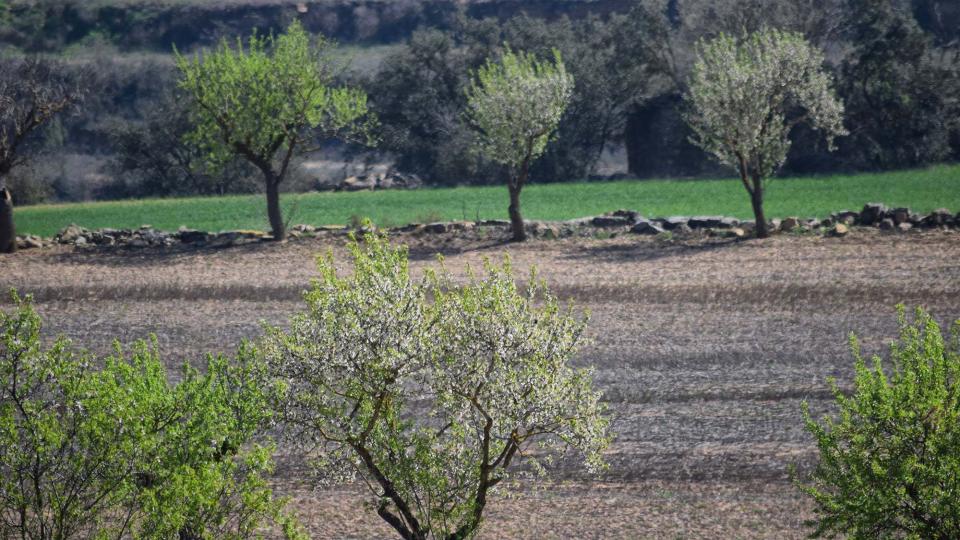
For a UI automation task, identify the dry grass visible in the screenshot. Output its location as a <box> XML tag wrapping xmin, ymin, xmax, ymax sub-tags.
<box><xmin>3</xmin><ymin>228</ymin><xmax>960</xmax><ymax>538</ymax></box>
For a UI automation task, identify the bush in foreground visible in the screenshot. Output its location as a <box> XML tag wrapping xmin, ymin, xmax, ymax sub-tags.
<box><xmin>0</xmin><ymin>292</ymin><xmax>303</xmax><ymax>539</ymax></box>
<box><xmin>799</xmin><ymin>307</ymin><xmax>960</xmax><ymax>539</ymax></box>
<box><xmin>262</xmin><ymin>232</ymin><xmax>610</xmax><ymax>539</ymax></box>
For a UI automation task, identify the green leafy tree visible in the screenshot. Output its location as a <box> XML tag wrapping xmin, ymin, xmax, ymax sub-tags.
<box><xmin>683</xmin><ymin>29</ymin><xmax>846</xmax><ymax>238</ymax></box>
<box><xmin>261</xmin><ymin>233</ymin><xmax>610</xmax><ymax>539</ymax></box>
<box><xmin>0</xmin><ymin>292</ymin><xmax>303</xmax><ymax>540</ymax></box>
<box><xmin>799</xmin><ymin>307</ymin><xmax>960</xmax><ymax>539</ymax></box>
<box><xmin>466</xmin><ymin>47</ymin><xmax>574</xmax><ymax>242</ymax></box>
<box><xmin>175</xmin><ymin>21</ymin><xmax>374</xmax><ymax>240</ymax></box>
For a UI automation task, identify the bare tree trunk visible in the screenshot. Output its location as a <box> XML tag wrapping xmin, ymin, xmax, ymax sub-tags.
<box><xmin>264</xmin><ymin>176</ymin><xmax>285</xmax><ymax>241</ymax></box>
<box><xmin>749</xmin><ymin>177</ymin><xmax>769</xmax><ymax>239</ymax></box>
<box><xmin>508</xmin><ymin>182</ymin><xmax>526</xmax><ymax>242</ymax></box>
<box><xmin>0</xmin><ymin>187</ymin><xmax>16</xmax><ymax>254</ymax></box>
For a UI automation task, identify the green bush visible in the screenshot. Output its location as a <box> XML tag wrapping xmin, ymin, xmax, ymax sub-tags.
<box><xmin>799</xmin><ymin>307</ymin><xmax>960</xmax><ymax>539</ymax></box>
<box><xmin>0</xmin><ymin>292</ymin><xmax>303</xmax><ymax>539</ymax></box>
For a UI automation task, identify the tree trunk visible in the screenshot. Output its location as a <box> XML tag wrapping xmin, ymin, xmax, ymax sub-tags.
<box><xmin>749</xmin><ymin>178</ymin><xmax>769</xmax><ymax>239</ymax></box>
<box><xmin>264</xmin><ymin>177</ymin><xmax>285</xmax><ymax>241</ymax></box>
<box><xmin>0</xmin><ymin>187</ymin><xmax>16</xmax><ymax>254</ymax></box>
<box><xmin>508</xmin><ymin>182</ymin><xmax>526</xmax><ymax>242</ymax></box>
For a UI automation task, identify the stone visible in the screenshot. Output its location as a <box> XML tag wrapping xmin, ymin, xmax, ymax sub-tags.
<box><xmin>890</xmin><ymin>207</ymin><xmax>911</xmax><ymax>225</ymax></box>
<box><xmin>781</xmin><ymin>217</ymin><xmax>800</xmax><ymax>232</ymax></box>
<box><xmin>831</xmin><ymin>210</ymin><xmax>859</xmax><ymax>225</ymax></box>
<box><xmin>537</xmin><ymin>224</ymin><xmax>561</xmax><ymax>239</ymax></box>
<box><xmin>292</xmin><ymin>224</ymin><xmax>316</xmax><ymax>233</ymax></box>
<box><xmin>688</xmin><ymin>216</ymin><xmax>735</xmax><ymax>229</ymax></box>
<box><xmin>178</xmin><ymin>229</ymin><xmax>208</xmax><ymax>243</ymax></box>
<box><xmin>73</xmin><ymin>236</ymin><xmax>87</xmax><ymax>246</ymax></box>
<box><xmin>424</xmin><ymin>222</ymin><xmax>449</xmax><ymax>234</ymax></box>
<box><xmin>23</xmin><ymin>235</ymin><xmax>43</xmax><ymax>249</ymax></box>
<box><xmin>879</xmin><ymin>218</ymin><xmax>895</xmax><ymax>231</ymax></box>
<box><xmin>630</xmin><ymin>219</ymin><xmax>665</xmax><ymax>235</ymax></box>
<box><xmin>57</xmin><ymin>224</ymin><xmax>86</xmax><ymax>244</ymax></box>
<box><xmin>897</xmin><ymin>222</ymin><xmax>913</xmax><ymax>233</ymax></box>
<box><xmin>591</xmin><ymin>214</ymin><xmax>634</xmax><ymax>227</ymax></box>
<box><xmin>726</xmin><ymin>227</ymin><xmax>746</xmax><ymax>238</ymax></box>
<box><xmin>769</xmin><ymin>218</ymin><xmax>782</xmax><ymax>232</ymax></box>
<box><xmin>860</xmin><ymin>203</ymin><xmax>888</xmax><ymax>226</ymax></box>
<box><xmin>661</xmin><ymin>217</ymin><xmax>690</xmax><ymax>231</ymax></box>
<box><xmin>830</xmin><ymin>223</ymin><xmax>849</xmax><ymax>237</ymax></box>
<box><xmin>922</xmin><ymin>208</ymin><xmax>953</xmax><ymax>227</ymax></box>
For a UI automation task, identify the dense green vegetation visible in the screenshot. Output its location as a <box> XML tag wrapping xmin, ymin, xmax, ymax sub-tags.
<box><xmin>800</xmin><ymin>307</ymin><xmax>960</xmax><ymax>539</ymax></box>
<box><xmin>14</xmin><ymin>165</ymin><xmax>960</xmax><ymax>237</ymax></box>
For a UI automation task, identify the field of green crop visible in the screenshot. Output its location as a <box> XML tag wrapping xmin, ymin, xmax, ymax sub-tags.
<box><xmin>14</xmin><ymin>165</ymin><xmax>960</xmax><ymax>237</ymax></box>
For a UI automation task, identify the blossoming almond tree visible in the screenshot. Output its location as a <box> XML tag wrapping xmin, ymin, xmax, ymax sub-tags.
<box><xmin>684</xmin><ymin>29</ymin><xmax>847</xmax><ymax>238</ymax></box>
<box><xmin>466</xmin><ymin>48</ymin><xmax>574</xmax><ymax>242</ymax></box>
<box><xmin>261</xmin><ymin>233</ymin><xmax>610</xmax><ymax>540</ymax></box>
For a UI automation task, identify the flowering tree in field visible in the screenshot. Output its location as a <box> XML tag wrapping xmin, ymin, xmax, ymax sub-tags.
<box><xmin>684</xmin><ymin>29</ymin><xmax>846</xmax><ymax>238</ymax></box>
<box><xmin>262</xmin><ymin>233</ymin><xmax>610</xmax><ymax>539</ymax></box>
<box><xmin>466</xmin><ymin>48</ymin><xmax>574</xmax><ymax>242</ymax></box>
<box><xmin>176</xmin><ymin>21</ymin><xmax>374</xmax><ymax>241</ymax></box>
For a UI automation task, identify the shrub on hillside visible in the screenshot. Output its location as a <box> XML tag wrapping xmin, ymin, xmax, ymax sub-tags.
<box><xmin>799</xmin><ymin>307</ymin><xmax>960</xmax><ymax>539</ymax></box>
<box><xmin>0</xmin><ymin>292</ymin><xmax>303</xmax><ymax>539</ymax></box>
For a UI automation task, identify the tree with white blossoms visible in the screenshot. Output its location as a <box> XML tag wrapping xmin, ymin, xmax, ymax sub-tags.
<box><xmin>261</xmin><ymin>232</ymin><xmax>610</xmax><ymax>540</ymax></box>
<box><xmin>466</xmin><ymin>47</ymin><xmax>574</xmax><ymax>242</ymax></box>
<box><xmin>684</xmin><ymin>29</ymin><xmax>847</xmax><ymax>238</ymax></box>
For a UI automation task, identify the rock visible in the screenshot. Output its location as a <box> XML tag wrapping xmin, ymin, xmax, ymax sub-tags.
<box><xmin>922</xmin><ymin>208</ymin><xmax>953</xmax><ymax>227</ymax></box>
<box><xmin>879</xmin><ymin>218</ymin><xmax>895</xmax><ymax>231</ymax></box>
<box><xmin>831</xmin><ymin>210</ymin><xmax>859</xmax><ymax>225</ymax></box>
<box><xmin>337</xmin><ymin>174</ymin><xmax>377</xmax><ymax>191</ymax></box>
<box><xmin>830</xmin><ymin>223</ymin><xmax>849</xmax><ymax>237</ymax></box>
<box><xmin>177</xmin><ymin>229</ymin><xmax>208</xmax><ymax>244</ymax></box>
<box><xmin>860</xmin><ymin>203</ymin><xmax>888</xmax><ymax>226</ymax></box>
<box><xmin>781</xmin><ymin>217</ymin><xmax>800</xmax><ymax>232</ymax></box>
<box><xmin>897</xmin><ymin>222</ymin><xmax>913</xmax><ymax>233</ymax></box>
<box><xmin>688</xmin><ymin>216</ymin><xmax>736</xmax><ymax>229</ymax></box>
<box><xmin>630</xmin><ymin>219</ymin><xmax>665</xmax><ymax>235</ymax></box>
<box><xmin>591</xmin><ymin>210</ymin><xmax>638</xmax><ymax>227</ymax></box>
<box><xmin>726</xmin><ymin>227</ymin><xmax>746</xmax><ymax>238</ymax></box>
<box><xmin>57</xmin><ymin>224</ymin><xmax>86</xmax><ymax>244</ymax></box>
<box><xmin>292</xmin><ymin>224</ymin><xmax>316</xmax><ymax>233</ymax></box>
<box><xmin>424</xmin><ymin>222</ymin><xmax>448</xmax><ymax>234</ymax></box>
<box><xmin>536</xmin><ymin>224</ymin><xmax>561</xmax><ymax>239</ymax></box>
<box><xmin>129</xmin><ymin>238</ymin><xmax>148</xmax><ymax>248</ymax></box>
<box><xmin>22</xmin><ymin>235</ymin><xmax>43</xmax><ymax>249</ymax></box>
<box><xmin>661</xmin><ymin>217</ymin><xmax>690</xmax><ymax>231</ymax></box>
<box><xmin>73</xmin><ymin>236</ymin><xmax>87</xmax><ymax>246</ymax></box>
<box><xmin>890</xmin><ymin>207</ymin><xmax>911</xmax><ymax>225</ymax></box>
<box><xmin>769</xmin><ymin>218</ymin><xmax>782</xmax><ymax>233</ymax></box>
<box><xmin>478</xmin><ymin>219</ymin><xmax>510</xmax><ymax>227</ymax></box>
<box><xmin>672</xmin><ymin>223</ymin><xmax>693</xmax><ymax>235</ymax></box>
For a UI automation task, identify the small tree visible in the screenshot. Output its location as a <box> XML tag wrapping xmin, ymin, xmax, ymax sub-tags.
<box><xmin>0</xmin><ymin>57</ymin><xmax>84</xmax><ymax>253</ymax></box>
<box><xmin>799</xmin><ymin>307</ymin><xmax>960</xmax><ymax>539</ymax></box>
<box><xmin>684</xmin><ymin>29</ymin><xmax>846</xmax><ymax>238</ymax></box>
<box><xmin>262</xmin><ymin>233</ymin><xmax>610</xmax><ymax>539</ymax></box>
<box><xmin>466</xmin><ymin>47</ymin><xmax>573</xmax><ymax>242</ymax></box>
<box><xmin>0</xmin><ymin>292</ymin><xmax>302</xmax><ymax>539</ymax></box>
<box><xmin>176</xmin><ymin>21</ymin><xmax>374</xmax><ymax>240</ymax></box>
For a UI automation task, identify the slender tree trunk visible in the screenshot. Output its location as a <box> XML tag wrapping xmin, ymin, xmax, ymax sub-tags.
<box><xmin>508</xmin><ymin>182</ymin><xmax>525</xmax><ymax>242</ymax></box>
<box><xmin>264</xmin><ymin>176</ymin><xmax>285</xmax><ymax>241</ymax></box>
<box><xmin>0</xmin><ymin>187</ymin><xmax>16</xmax><ymax>254</ymax></box>
<box><xmin>749</xmin><ymin>176</ymin><xmax>769</xmax><ymax>239</ymax></box>
<box><xmin>508</xmin><ymin>144</ymin><xmax>533</xmax><ymax>242</ymax></box>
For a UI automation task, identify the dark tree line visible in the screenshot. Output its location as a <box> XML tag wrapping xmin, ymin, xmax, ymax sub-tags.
<box><xmin>2</xmin><ymin>0</ymin><xmax>959</xmax><ymax>207</ymax></box>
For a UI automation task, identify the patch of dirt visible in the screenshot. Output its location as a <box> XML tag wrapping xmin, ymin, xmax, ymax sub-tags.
<box><xmin>3</xmin><ymin>228</ymin><xmax>960</xmax><ymax>538</ymax></box>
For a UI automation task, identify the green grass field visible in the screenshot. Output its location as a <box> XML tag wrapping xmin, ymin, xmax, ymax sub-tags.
<box><xmin>14</xmin><ymin>165</ymin><xmax>960</xmax><ymax>237</ymax></box>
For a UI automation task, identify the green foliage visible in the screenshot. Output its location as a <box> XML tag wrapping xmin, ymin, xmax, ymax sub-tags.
<box><xmin>466</xmin><ymin>47</ymin><xmax>573</xmax><ymax>173</ymax></box>
<box><xmin>799</xmin><ymin>307</ymin><xmax>960</xmax><ymax>539</ymax></box>
<box><xmin>261</xmin><ymin>233</ymin><xmax>610</xmax><ymax>539</ymax></box>
<box><xmin>0</xmin><ymin>292</ymin><xmax>302</xmax><ymax>539</ymax></box>
<box><xmin>685</xmin><ymin>29</ymin><xmax>847</xmax><ymax>185</ymax></box>
<box><xmin>175</xmin><ymin>20</ymin><xmax>375</xmax><ymax>238</ymax></box>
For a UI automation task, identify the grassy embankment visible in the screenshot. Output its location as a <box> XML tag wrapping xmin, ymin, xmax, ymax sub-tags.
<box><xmin>15</xmin><ymin>164</ymin><xmax>960</xmax><ymax>237</ymax></box>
